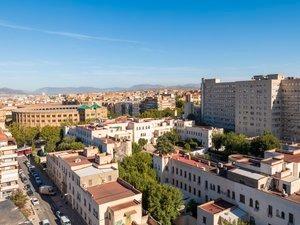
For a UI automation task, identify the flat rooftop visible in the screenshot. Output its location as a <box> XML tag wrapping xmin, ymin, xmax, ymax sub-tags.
<box><xmin>283</xmin><ymin>153</ymin><xmax>300</xmax><ymax>163</ymax></box>
<box><xmin>172</xmin><ymin>154</ymin><xmax>212</xmax><ymax>170</ymax></box>
<box><xmin>87</xmin><ymin>180</ymin><xmax>138</xmax><ymax>205</ymax></box>
<box><xmin>74</xmin><ymin>165</ymin><xmax>114</xmax><ymax>177</ymax></box>
<box><xmin>110</xmin><ymin>200</ymin><xmax>140</xmax><ymax>212</ymax></box>
<box><xmin>200</xmin><ymin>199</ymin><xmax>234</xmax><ymax>214</ymax></box>
<box><xmin>229</xmin><ymin>168</ymin><xmax>266</xmax><ymax>180</ymax></box>
<box><xmin>64</xmin><ymin>155</ymin><xmax>92</xmax><ymax>167</ymax></box>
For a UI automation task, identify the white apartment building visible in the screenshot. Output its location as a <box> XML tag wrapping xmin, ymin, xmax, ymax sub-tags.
<box><xmin>201</xmin><ymin>78</ymin><xmax>236</xmax><ymax>131</ymax></box>
<box><xmin>153</xmin><ymin>144</ymin><xmax>300</xmax><ymax>225</ymax></box>
<box><xmin>201</xmin><ymin>74</ymin><xmax>300</xmax><ymax>141</ymax></box>
<box><xmin>174</xmin><ymin>120</ymin><xmax>223</xmax><ymax>148</ymax></box>
<box><xmin>66</xmin><ymin>118</ymin><xmax>219</xmax><ymax>151</ymax></box>
<box><xmin>46</xmin><ymin>147</ymin><xmax>157</xmax><ymax>225</ymax></box>
<box><xmin>0</xmin><ymin>131</ymin><xmax>18</xmax><ymax>199</ymax></box>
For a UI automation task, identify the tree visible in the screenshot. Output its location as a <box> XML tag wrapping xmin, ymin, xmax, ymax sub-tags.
<box><xmin>56</xmin><ymin>137</ymin><xmax>85</xmax><ymax>151</ymax></box>
<box><xmin>250</xmin><ymin>132</ymin><xmax>280</xmax><ymax>157</ymax></box>
<box><xmin>186</xmin><ymin>199</ymin><xmax>198</xmax><ymax>217</ymax></box>
<box><xmin>132</xmin><ymin>142</ymin><xmax>142</xmax><ymax>154</ymax></box>
<box><xmin>223</xmin><ymin>132</ymin><xmax>250</xmax><ymax>155</ymax></box>
<box><xmin>138</xmin><ymin>138</ymin><xmax>148</xmax><ymax>148</ymax></box>
<box><xmin>11</xmin><ymin>189</ymin><xmax>27</xmax><ymax>209</ymax></box>
<box><xmin>40</xmin><ymin>125</ymin><xmax>61</xmax><ymax>143</ymax></box>
<box><xmin>9</xmin><ymin>123</ymin><xmax>39</xmax><ymax>147</ymax></box>
<box><xmin>44</xmin><ymin>140</ymin><xmax>56</xmax><ymax>152</ymax></box>
<box><xmin>156</xmin><ymin>136</ymin><xmax>175</xmax><ymax>155</ymax></box>
<box><xmin>183</xmin><ymin>143</ymin><xmax>191</xmax><ymax>151</ymax></box>
<box><xmin>222</xmin><ymin>219</ymin><xmax>250</xmax><ymax>225</ymax></box>
<box><xmin>212</xmin><ymin>133</ymin><xmax>226</xmax><ymax>150</ymax></box>
<box><xmin>164</xmin><ymin>130</ymin><xmax>180</xmax><ymax>145</ymax></box>
<box><xmin>119</xmin><ymin>152</ymin><xmax>183</xmax><ymax>225</ymax></box>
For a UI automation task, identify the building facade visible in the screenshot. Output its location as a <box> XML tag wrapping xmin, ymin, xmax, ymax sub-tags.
<box><xmin>12</xmin><ymin>104</ymin><xmax>108</xmax><ymax>127</ymax></box>
<box><xmin>0</xmin><ymin>131</ymin><xmax>18</xmax><ymax>199</ymax></box>
<box><xmin>174</xmin><ymin>120</ymin><xmax>223</xmax><ymax>148</ymax></box>
<box><xmin>153</xmin><ymin>145</ymin><xmax>300</xmax><ymax>225</ymax></box>
<box><xmin>201</xmin><ymin>78</ymin><xmax>235</xmax><ymax>131</ymax></box>
<box><xmin>46</xmin><ymin>147</ymin><xmax>156</xmax><ymax>225</ymax></box>
<box><xmin>201</xmin><ymin>75</ymin><xmax>300</xmax><ymax>141</ymax></box>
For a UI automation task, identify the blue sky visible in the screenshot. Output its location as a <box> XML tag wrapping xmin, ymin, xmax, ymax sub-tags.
<box><xmin>0</xmin><ymin>0</ymin><xmax>300</xmax><ymax>90</ymax></box>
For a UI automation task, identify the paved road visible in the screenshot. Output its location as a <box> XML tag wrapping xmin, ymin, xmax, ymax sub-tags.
<box><xmin>18</xmin><ymin>155</ymin><xmax>86</xmax><ymax>225</ymax></box>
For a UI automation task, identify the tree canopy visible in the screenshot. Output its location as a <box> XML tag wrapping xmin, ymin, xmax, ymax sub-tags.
<box><xmin>212</xmin><ymin>131</ymin><xmax>281</xmax><ymax>157</ymax></box>
<box><xmin>119</xmin><ymin>152</ymin><xmax>183</xmax><ymax>225</ymax></box>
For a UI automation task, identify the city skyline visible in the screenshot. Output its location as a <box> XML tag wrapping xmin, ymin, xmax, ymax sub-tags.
<box><xmin>1</xmin><ymin>0</ymin><xmax>300</xmax><ymax>90</ymax></box>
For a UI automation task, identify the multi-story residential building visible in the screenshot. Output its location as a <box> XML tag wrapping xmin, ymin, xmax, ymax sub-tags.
<box><xmin>280</xmin><ymin>78</ymin><xmax>300</xmax><ymax>142</ymax></box>
<box><xmin>12</xmin><ymin>103</ymin><xmax>108</xmax><ymax>127</ymax></box>
<box><xmin>201</xmin><ymin>78</ymin><xmax>236</xmax><ymax>131</ymax></box>
<box><xmin>157</xmin><ymin>93</ymin><xmax>176</xmax><ymax>110</ymax></box>
<box><xmin>0</xmin><ymin>131</ymin><xmax>18</xmax><ymax>199</ymax></box>
<box><xmin>201</xmin><ymin>74</ymin><xmax>300</xmax><ymax>141</ymax></box>
<box><xmin>235</xmin><ymin>74</ymin><xmax>284</xmax><ymax>137</ymax></box>
<box><xmin>114</xmin><ymin>101</ymin><xmax>140</xmax><ymax>117</ymax></box>
<box><xmin>174</xmin><ymin>120</ymin><xmax>223</xmax><ymax>148</ymax></box>
<box><xmin>66</xmin><ymin>118</ymin><xmax>219</xmax><ymax>150</ymax></box>
<box><xmin>139</xmin><ymin>97</ymin><xmax>158</xmax><ymax>113</ymax></box>
<box><xmin>46</xmin><ymin>147</ymin><xmax>157</xmax><ymax>225</ymax></box>
<box><xmin>153</xmin><ymin>144</ymin><xmax>300</xmax><ymax>225</ymax></box>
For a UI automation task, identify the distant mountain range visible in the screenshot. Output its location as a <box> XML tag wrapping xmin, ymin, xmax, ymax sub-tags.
<box><xmin>0</xmin><ymin>83</ymin><xmax>200</xmax><ymax>95</ymax></box>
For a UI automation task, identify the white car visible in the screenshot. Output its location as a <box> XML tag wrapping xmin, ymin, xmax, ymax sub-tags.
<box><xmin>41</xmin><ymin>219</ymin><xmax>50</xmax><ymax>225</ymax></box>
<box><xmin>31</xmin><ymin>197</ymin><xmax>39</xmax><ymax>205</ymax></box>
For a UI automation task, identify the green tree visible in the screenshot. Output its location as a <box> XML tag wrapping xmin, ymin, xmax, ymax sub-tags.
<box><xmin>184</xmin><ymin>143</ymin><xmax>191</xmax><ymax>151</ymax></box>
<box><xmin>40</xmin><ymin>125</ymin><xmax>61</xmax><ymax>143</ymax></box>
<box><xmin>44</xmin><ymin>140</ymin><xmax>57</xmax><ymax>152</ymax></box>
<box><xmin>186</xmin><ymin>199</ymin><xmax>198</xmax><ymax>217</ymax></box>
<box><xmin>212</xmin><ymin>133</ymin><xmax>226</xmax><ymax>150</ymax></box>
<box><xmin>250</xmin><ymin>132</ymin><xmax>281</xmax><ymax>157</ymax></box>
<box><xmin>132</xmin><ymin>142</ymin><xmax>142</xmax><ymax>154</ymax></box>
<box><xmin>138</xmin><ymin>138</ymin><xmax>148</xmax><ymax>148</ymax></box>
<box><xmin>119</xmin><ymin>152</ymin><xmax>183</xmax><ymax>225</ymax></box>
<box><xmin>223</xmin><ymin>132</ymin><xmax>250</xmax><ymax>155</ymax></box>
<box><xmin>156</xmin><ymin>136</ymin><xmax>175</xmax><ymax>155</ymax></box>
<box><xmin>9</xmin><ymin>123</ymin><xmax>39</xmax><ymax>147</ymax></box>
<box><xmin>11</xmin><ymin>189</ymin><xmax>27</xmax><ymax>209</ymax></box>
<box><xmin>222</xmin><ymin>219</ymin><xmax>250</xmax><ymax>225</ymax></box>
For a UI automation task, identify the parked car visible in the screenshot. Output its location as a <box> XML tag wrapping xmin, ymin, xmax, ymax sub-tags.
<box><xmin>60</xmin><ymin>216</ymin><xmax>71</xmax><ymax>225</ymax></box>
<box><xmin>31</xmin><ymin>197</ymin><xmax>39</xmax><ymax>205</ymax></box>
<box><xmin>41</xmin><ymin>219</ymin><xmax>50</xmax><ymax>225</ymax></box>
<box><xmin>55</xmin><ymin>211</ymin><xmax>62</xmax><ymax>219</ymax></box>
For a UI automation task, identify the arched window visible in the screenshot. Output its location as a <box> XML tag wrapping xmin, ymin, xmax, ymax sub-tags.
<box><xmin>281</xmin><ymin>211</ymin><xmax>285</xmax><ymax>219</ymax></box>
<box><xmin>249</xmin><ymin>198</ymin><xmax>253</xmax><ymax>207</ymax></box>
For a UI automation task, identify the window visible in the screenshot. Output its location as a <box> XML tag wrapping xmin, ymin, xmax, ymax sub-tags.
<box><xmin>193</xmin><ymin>174</ymin><xmax>196</xmax><ymax>182</ymax></box>
<box><xmin>198</xmin><ymin>190</ymin><xmax>201</xmax><ymax>197</ymax></box>
<box><xmin>217</xmin><ymin>185</ymin><xmax>220</xmax><ymax>193</ymax></box>
<box><xmin>198</xmin><ymin>176</ymin><xmax>201</xmax><ymax>184</ymax></box>
<box><xmin>232</xmin><ymin>191</ymin><xmax>235</xmax><ymax>200</ymax></box>
<box><xmin>240</xmin><ymin>194</ymin><xmax>245</xmax><ymax>204</ymax></box>
<box><xmin>227</xmin><ymin>189</ymin><xmax>230</xmax><ymax>197</ymax></box>
<box><xmin>255</xmin><ymin>200</ymin><xmax>259</xmax><ymax>210</ymax></box>
<box><xmin>202</xmin><ymin>216</ymin><xmax>206</xmax><ymax>224</ymax></box>
<box><xmin>288</xmin><ymin>213</ymin><xmax>294</xmax><ymax>224</ymax></box>
<box><xmin>249</xmin><ymin>198</ymin><xmax>253</xmax><ymax>207</ymax></box>
<box><xmin>205</xmin><ymin>181</ymin><xmax>208</xmax><ymax>189</ymax></box>
<box><xmin>281</xmin><ymin>212</ymin><xmax>285</xmax><ymax>219</ymax></box>
<box><xmin>268</xmin><ymin>205</ymin><xmax>273</xmax><ymax>217</ymax></box>
<box><xmin>180</xmin><ymin>169</ymin><xmax>182</xmax><ymax>176</ymax></box>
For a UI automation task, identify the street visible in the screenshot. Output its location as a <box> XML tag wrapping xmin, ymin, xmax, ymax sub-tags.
<box><xmin>18</xmin><ymin>155</ymin><xmax>87</xmax><ymax>225</ymax></box>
